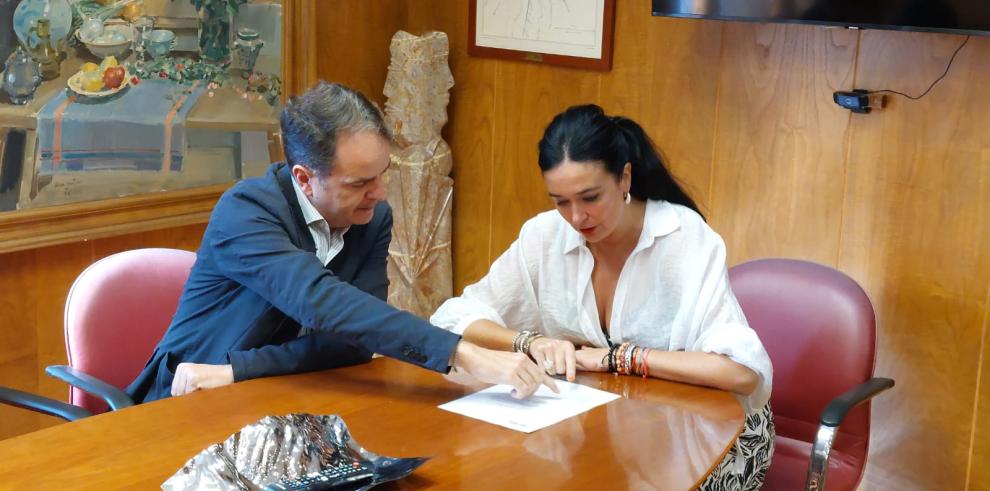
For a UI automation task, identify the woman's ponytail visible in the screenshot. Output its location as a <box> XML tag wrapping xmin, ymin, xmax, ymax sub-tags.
<box><xmin>539</xmin><ymin>105</ymin><xmax>703</xmax><ymax>220</ymax></box>
<box><xmin>612</xmin><ymin>117</ymin><xmax>703</xmax><ymax>219</ymax></box>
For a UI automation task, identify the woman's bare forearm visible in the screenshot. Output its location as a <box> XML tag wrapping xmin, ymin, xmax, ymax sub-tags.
<box><xmin>645</xmin><ymin>350</ymin><xmax>759</xmax><ymax>395</ymax></box>
<box><xmin>461</xmin><ymin>319</ymin><xmax>518</xmax><ymax>351</ymax></box>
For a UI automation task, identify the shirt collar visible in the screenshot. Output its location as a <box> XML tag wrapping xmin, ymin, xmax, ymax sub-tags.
<box><xmin>562</xmin><ymin>199</ymin><xmax>681</xmax><ymax>254</ymax></box>
<box><xmin>291</xmin><ymin>176</ymin><xmax>327</xmax><ymax>227</ymax></box>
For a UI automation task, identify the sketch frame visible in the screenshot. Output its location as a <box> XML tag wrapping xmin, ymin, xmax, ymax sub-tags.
<box><xmin>468</xmin><ymin>0</ymin><xmax>616</xmax><ymax>71</ymax></box>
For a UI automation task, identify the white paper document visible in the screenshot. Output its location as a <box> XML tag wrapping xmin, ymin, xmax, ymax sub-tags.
<box><xmin>438</xmin><ymin>381</ymin><xmax>620</xmax><ymax>433</ymax></box>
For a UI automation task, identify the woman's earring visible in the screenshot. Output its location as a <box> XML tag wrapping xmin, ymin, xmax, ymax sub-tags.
<box><xmin>624</xmin><ymin>192</ymin><xmax>631</xmax><ymax>204</ymax></box>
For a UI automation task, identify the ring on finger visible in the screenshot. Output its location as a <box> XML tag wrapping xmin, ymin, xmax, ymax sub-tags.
<box><xmin>543</xmin><ymin>358</ymin><xmax>555</xmax><ymax>375</ymax></box>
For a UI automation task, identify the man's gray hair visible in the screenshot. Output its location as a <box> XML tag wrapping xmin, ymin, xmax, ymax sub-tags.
<box><xmin>280</xmin><ymin>81</ymin><xmax>392</xmax><ymax>175</ymax></box>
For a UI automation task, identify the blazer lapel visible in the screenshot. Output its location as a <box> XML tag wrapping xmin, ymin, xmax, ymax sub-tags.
<box><xmin>329</xmin><ymin>222</ymin><xmax>377</xmax><ymax>281</ymax></box>
<box><xmin>327</xmin><ymin>227</ymin><xmax>358</xmax><ymax>279</ymax></box>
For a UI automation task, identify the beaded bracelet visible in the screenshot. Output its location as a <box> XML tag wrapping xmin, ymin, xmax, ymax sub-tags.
<box><xmin>611</xmin><ymin>344</ymin><xmax>623</xmax><ymax>374</ymax></box>
<box><xmin>624</xmin><ymin>343</ymin><xmax>635</xmax><ymax>375</ymax></box>
<box><xmin>639</xmin><ymin>347</ymin><xmax>652</xmax><ymax>378</ymax></box>
<box><xmin>614</xmin><ymin>342</ymin><xmax>629</xmax><ymax>375</ymax></box>
<box><xmin>601</xmin><ymin>343</ymin><xmax>621</xmax><ymax>372</ymax></box>
<box><xmin>599</xmin><ymin>343</ymin><xmax>654</xmax><ymax>377</ymax></box>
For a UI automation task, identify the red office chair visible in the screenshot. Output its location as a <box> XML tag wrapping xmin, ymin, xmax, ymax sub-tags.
<box><xmin>0</xmin><ymin>248</ymin><xmax>195</xmax><ymax>420</ymax></box>
<box><xmin>728</xmin><ymin>258</ymin><xmax>894</xmax><ymax>491</ymax></box>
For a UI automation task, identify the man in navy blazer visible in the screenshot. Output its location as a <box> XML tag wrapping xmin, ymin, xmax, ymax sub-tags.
<box><xmin>127</xmin><ymin>82</ymin><xmax>556</xmax><ymax>404</ymax></box>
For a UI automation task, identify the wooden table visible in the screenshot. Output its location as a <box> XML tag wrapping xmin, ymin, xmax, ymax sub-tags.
<box><xmin>0</xmin><ymin>358</ymin><xmax>745</xmax><ymax>490</ymax></box>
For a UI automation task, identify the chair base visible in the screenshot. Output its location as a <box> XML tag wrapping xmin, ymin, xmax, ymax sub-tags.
<box><xmin>763</xmin><ymin>436</ymin><xmax>863</xmax><ymax>491</ymax></box>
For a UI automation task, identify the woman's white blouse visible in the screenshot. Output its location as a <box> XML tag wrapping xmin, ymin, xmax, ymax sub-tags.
<box><xmin>431</xmin><ymin>200</ymin><xmax>772</xmax><ymax>412</ymax></box>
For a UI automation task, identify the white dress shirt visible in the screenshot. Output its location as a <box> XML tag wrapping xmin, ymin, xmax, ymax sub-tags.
<box><xmin>431</xmin><ymin>200</ymin><xmax>772</xmax><ymax>412</ymax></box>
<box><xmin>291</xmin><ymin>177</ymin><xmax>348</xmax><ymax>266</ymax></box>
<box><xmin>292</xmin><ymin>177</ymin><xmax>348</xmax><ymax>336</ymax></box>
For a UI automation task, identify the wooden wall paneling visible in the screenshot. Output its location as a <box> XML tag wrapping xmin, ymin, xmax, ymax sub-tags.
<box><xmin>29</xmin><ymin>242</ymin><xmax>96</xmax><ymax>432</ymax></box>
<box><xmin>837</xmin><ymin>31</ymin><xmax>990</xmax><ymax>491</ymax></box>
<box><xmin>406</xmin><ymin>0</ymin><xmax>498</xmax><ymax>292</ymax></box>
<box><xmin>0</xmin><ymin>349</ymin><xmax>41</xmax><ymax>438</ymax></box>
<box><xmin>0</xmin><ymin>184</ymin><xmax>225</xmax><ymax>255</ymax></box>
<box><xmin>315</xmin><ymin>1</ymin><xmax>408</xmax><ymax>107</ymax></box>
<box><xmin>0</xmin><ymin>241</ymin><xmax>94</xmax><ymax>438</ymax></box>
<box><xmin>282</xmin><ymin>0</ymin><xmax>318</xmax><ymax>96</ymax></box>
<box><xmin>488</xmin><ymin>62</ymin><xmax>600</xmax><ymax>257</ymax></box>
<box><xmin>90</xmin><ymin>224</ymin><xmax>207</xmax><ymax>259</ymax></box>
<box><xmin>974</xmin><ymin>288</ymin><xmax>990</xmax><ymax>490</ymax></box>
<box><xmin>0</xmin><ymin>248</ymin><xmax>44</xmax><ymax>438</ymax></box>
<box><xmin>598</xmin><ymin>3</ymin><xmax>722</xmax><ymax>213</ymax></box>
<box><xmin>709</xmin><ymin>23</ymin><xmax>857</xmax><ymax>266</ymax></box>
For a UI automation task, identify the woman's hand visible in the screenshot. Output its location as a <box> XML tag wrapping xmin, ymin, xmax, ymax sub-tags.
<box><xmin>528</xmin><ymin>337</ymin><xmax>578</xmax><ymax>381</ymax></box>
<box><xmin>575</xmin><ymin>347</ymin><xmax>611</xmax><ymax>372</ymax></box>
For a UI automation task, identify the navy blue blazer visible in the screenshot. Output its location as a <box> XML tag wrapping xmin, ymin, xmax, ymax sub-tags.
<box><xmin>126</xmin><ymin>163</ymin><xmax>461</xmax><ymax>403</ymax></box>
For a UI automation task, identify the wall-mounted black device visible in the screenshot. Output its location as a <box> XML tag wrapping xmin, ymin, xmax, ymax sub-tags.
<box><xmin>833</xmin><ymin>90</ymin><xmax>886</xmax><ymax>114</ymax></box>
<box><xmin>651</xmin><ymin>0</ymin><xmax>990</xmax><ymax>37</ymax></box>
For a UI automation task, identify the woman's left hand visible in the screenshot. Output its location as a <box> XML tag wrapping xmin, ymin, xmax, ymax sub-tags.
<box><xmin>528</xmin><ymin>336</ymin><xmax>578</xmax><ymax>381</ymax></box>
<box><xmin>575</xmin><ymin>347</ymin><xmax>610</xmax><ymax>372</ymax></box>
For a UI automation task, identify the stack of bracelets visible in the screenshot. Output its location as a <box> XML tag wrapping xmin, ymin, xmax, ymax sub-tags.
<box><xmin>601</xmin><ymin>342</ymin><xmax>653</xmax><ymax>378</ymax></box>
<box><xmin>511</xmin><ymin>330</ymin><xmax>544</xmax><ymax>356</ymax></box>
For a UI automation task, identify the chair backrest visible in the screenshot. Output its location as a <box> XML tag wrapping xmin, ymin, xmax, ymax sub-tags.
<box><xmin>728</xmin><ymin>258</ymin><xmax>877</xmax><ymax>466</ymax></box>
<box><xmin>63</xmin><ymin>248</ymin><xmax>196</xmax><ymax>414</ymax></box>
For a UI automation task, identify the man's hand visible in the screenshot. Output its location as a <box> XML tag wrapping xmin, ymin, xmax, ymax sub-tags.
<box><xmin>527</xmin><ymin>337</ymin><xmax>577</xmax><ymax>381</ymax></box>
<box><xmin>575</xmin><ymin>347</ymin><xmax>610</xmax><ymax>372</ymax></box>
<box><xmin>170</xmin><ymin>363</ymin><xmax>235</xmax><ymax>397</ymax></box>
<box><xmin>453</xmin><ymin>341</ymin><xmax>559</xmax><ymax>398</ymax></box>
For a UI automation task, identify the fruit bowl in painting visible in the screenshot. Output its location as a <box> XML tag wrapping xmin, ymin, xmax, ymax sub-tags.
<box><xmin>67</xmin><ymin>67</ymin><xmax>130</xmax><ymax>99</ymax></box>
<box><xmin>75</xmin><ymin>22</ymin><xmax>135</xmax><ymax>59</ymax></box>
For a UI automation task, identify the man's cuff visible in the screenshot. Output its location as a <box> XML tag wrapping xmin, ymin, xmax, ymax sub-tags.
<box><xmin>226</xmin><ymin>351</ymin><xmax>251</xmax><ymax>382</ymax></box>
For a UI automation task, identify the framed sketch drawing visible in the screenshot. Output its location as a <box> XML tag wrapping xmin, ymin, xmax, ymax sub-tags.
<box><xmin>469</xmin><ymin>0</ymin><xmax>616</xmax><ymax>71</ymax></box>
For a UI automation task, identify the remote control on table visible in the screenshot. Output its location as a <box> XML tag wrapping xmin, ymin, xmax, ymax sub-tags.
<box><xmin>263</xmin><ymin>460</ymin><xmax>374</xmax><ymax>491</ymax></box>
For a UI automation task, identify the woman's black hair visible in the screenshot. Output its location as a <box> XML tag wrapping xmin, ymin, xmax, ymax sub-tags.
<box><xmin>537</xmin><ymin>104</ymin><xmax>703</xmax><ymax>219</ymax></box>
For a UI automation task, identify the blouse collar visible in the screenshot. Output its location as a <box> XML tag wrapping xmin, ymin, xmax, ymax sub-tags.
<box><xmin>561</xmin><ymin>199</ymin><xmax>681</xmax><ymax>254</ymax></box>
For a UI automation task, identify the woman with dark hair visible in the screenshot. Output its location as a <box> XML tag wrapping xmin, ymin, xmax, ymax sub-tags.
<box><xmin>432</xmin><ymin>104</ymin><xmax>773</xmax><ymax>489</ymax></box>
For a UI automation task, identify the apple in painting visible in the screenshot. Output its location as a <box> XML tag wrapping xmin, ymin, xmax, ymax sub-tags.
<box><xmin>102</xmin><ymin>66</ymin><xmax>126</xmax><ymax>89</ymax></box>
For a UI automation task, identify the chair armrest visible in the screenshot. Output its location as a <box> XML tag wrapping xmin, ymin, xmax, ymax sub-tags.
<box><xmin>0</xmin><ymin>386</ymin><xmax>93</xmax><ymax>421</ymax></box>
<box><xmin>820</xmin><ymin>377</ymin><xmax>895</xmax><ymax>427</ymax></box>
<box><xmin>806</xmin><ymin>377</ymin><xmax>895</xmax><ymax>491</ymax></box>
<box><xmin>45</xmin><ymin>365</ymin><xmax>135</xmax><ymax>411</ymax></box>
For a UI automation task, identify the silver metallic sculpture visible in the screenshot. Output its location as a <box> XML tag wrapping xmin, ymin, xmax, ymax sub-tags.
<box><xmin>162</xmin><ymin>413</ymin><xmax>427</xmax><ymax>490</ymax></box>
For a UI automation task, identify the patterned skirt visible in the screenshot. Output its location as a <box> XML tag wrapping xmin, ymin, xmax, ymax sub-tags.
<box><xmin>698</xmin><ymin>403</ymin><xmax>775</xmax><ymax>491</ymax></box>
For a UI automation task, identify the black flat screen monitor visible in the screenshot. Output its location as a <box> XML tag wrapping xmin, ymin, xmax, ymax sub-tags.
<box><xmin>651</xmin><ymin>0</ymin><xmax>990</xmax><ymax>35</ymax></box>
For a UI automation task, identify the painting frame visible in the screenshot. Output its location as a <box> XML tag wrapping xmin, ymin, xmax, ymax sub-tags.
<box><xmin>468</xmin><ymin>0</ymin><xmax>616</xmax><ymax>71</ymax></box>
<box><xmin>0</xmin><ymin>0</ymin><xmax>301</xmax><ymax>254</ymax></box>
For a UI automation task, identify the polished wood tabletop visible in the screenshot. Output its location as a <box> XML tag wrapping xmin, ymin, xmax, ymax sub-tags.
<box><xmin>0</xmin><ymin>357</ymin><xmax>744</xmax><ymax>490</ymax></box>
